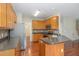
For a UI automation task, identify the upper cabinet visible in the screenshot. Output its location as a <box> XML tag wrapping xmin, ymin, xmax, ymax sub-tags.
<box><xmin>0</xmin><ymin>3</ymin><xmax>7</xmax><ymax>28</ymax></box>
<box><xmin>32</xmin><ymin>20</ymin><xmax>46</xmax><ymax>29</ymax></box>
<box><xmin>6</xmin><ymin>3</ymin><xmax>17</xmax><ymax>29</ymax></box>
<box><xmin>0</xmin><ymin>3</ymin><xmax>17</xmax><ymax>29</ymax></box>
<box><xmin>48</xmin><ymin>16</ymin><xmax>59</xmax><ymax>30</ymax></box>
<box><xmin>32</xmin><ymin>16</ymin><xmax>59</xmax><ymax>30</ymax></box>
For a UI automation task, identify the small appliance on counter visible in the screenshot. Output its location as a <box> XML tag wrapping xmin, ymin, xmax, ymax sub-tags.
<box><xmin>46</xmin><ymin>25</ymin><xmax>51</xmax><ymax>30</ymax></box>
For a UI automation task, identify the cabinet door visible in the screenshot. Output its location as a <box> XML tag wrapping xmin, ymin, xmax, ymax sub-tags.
<box><xmin>0</xmin><ymin>49</ymin><xmax>15</xmax><ymax>56</ymax></box>
<box><xmin>6</xmin><ymin>3</ymin><xmax>12</xmax><ymax>29</ymax></box>
<box><xmin>54</xmin><ymin>43</ymin><xmax>64</xmax><ymax>56</ymax></box>
<box><xmin>32</xmin><ymin>21</ymin><xmax>39</xmax><ymax>29</ymax></box>
<box><xmin>32</xmin><ymin>34</ymin><xmax>43</xmax><ymax>41</ymax></box>
<box><xmin>6</xmin><ymin>3</ymin><xmax>16</xmax><ymax>29</ymax></box>
<box><xmin>31</xmin><ymin>42</ymin><xmax>40</xmax><ymax>56</ymax></box>
<box><xmin>40</xmin><ymin>41</ymin><xmax>45</xmax><ymax>56</ymax></box>
<box><xmin>45</xmin><ymin>43</ymin><xmax>64</xmax><ymax>56</ymax></box>
<box><xmin>50</xmin><ymin>16</ymin><xmax>59</xmax><ymax>29</ymax></box>
<box><xmin>45</xmin><ymin>19</ymin><xmax>50</xmax><ymax>26</ymax></box>
<box><xmin>32</xmin><ymin>20</ymin><xmax>45</xmax><ymax>29</ymax></box>
<box><xmin>45</xmin><ymin>44</ymin><xmax>56</xmax><ymax>56</ymax></box>
<box><xmin>38</xmin><ymin>21</ymin><xmax>46</xmax><ymax>29</ymax></box>
<box><xmin>11</xmin><ymin>8</ymin><xmax>17</xmax><ymax>29</ymax></box>
<box><xmin>0</xmin><ymin>3</ymin><xmax>7</xmax><ymax>28</ymax></box>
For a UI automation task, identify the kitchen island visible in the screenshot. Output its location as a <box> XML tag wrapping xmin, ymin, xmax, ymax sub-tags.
<box><xmin>40</xmin><ymin>35</ymin><xmax>71</xmax><ymax>45</ymax></box>
<box><xmin>39</xmin><ymin>35</ymin><xmax>72</xmax><ymax>56</ymax></box>
<box><xmin>0</xmin><ymin>37</ymin><xmax>21</xmax><ymax>56</ymax></box>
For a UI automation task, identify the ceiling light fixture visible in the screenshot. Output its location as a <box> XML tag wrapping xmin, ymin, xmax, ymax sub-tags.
<box><xmin>34</xmin><ymin>10</ymin><xmax>40</xmax><ymax>17</ymax></box>
<box><xmin>52</xmin><ymin>8</ymin><xmax>55</xmax><ymax>10</ymax></box>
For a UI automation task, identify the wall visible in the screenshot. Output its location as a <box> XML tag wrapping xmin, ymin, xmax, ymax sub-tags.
<box><xmin>59</xmin><ymin>16</ymin><xmax>79</xmax><ymax>40</ymax></box>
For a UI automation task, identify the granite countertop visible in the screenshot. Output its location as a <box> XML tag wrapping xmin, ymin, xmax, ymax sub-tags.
<box><xmin>40</xmin><ymin>35</ymin><xmax>72</xmax><ymax>45</ymax></box>
<box><xmin>0</xmin><ymin>37</ymin><xmax>20</xmax><ymax>51</ymax></box>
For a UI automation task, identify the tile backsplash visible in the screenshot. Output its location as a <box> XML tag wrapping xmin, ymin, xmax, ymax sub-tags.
<box><xmin>0</xmin><ymin>29</ymin><xmax>8</xmax><ymax>39</ymax></box>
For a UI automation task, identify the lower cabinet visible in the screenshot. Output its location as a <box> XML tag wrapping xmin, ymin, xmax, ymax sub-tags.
<box><xmin>30</xmin><ymin>41</ymin><xmax>40</xmax><ymax>56</ymax></box>
<box><xmin>32</xmin><ymin>34</ymin><xmax>43</xmax><ymax>41</ymax></box>
<box><xmin>0</xmin><ymin>49</ymin><xmax>21</xmax><ymax>56</ymax></box>
<box><xmin>0</xmin><ymin>49</ymin><xmax>15</xmax><ymax>56</ymax></box>
<box><xmin>40</xmin><ymin>42</ymin><xmax>64</xmax><ymax>56</ymax></box>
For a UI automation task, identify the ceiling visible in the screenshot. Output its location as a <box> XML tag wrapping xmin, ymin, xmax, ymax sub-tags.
<box><xmin>12</xmin><ymin>3</ymin><xmax>79</xmax><ymax>19</ymax></box>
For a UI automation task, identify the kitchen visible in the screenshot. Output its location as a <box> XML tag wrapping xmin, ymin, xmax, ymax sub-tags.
<box><xmin>0</xmin><ymin>3</ymin><xmax>79</xmax><ymax>56</ymax></box>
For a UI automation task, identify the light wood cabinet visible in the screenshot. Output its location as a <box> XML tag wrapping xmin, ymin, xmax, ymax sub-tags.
<box><xmin>0</xmin><ymin>49</ymin><xmax>15</xmax><ymax>56</ymax></box>
<box><xmin>0</xmin><ymin>3</ymin><xmax>7</xmax><ymax>28</ymax></box>
<box><xmin>40</xmin><ymin>42</ymin><xmax>45</xmax><ymax>56</ymax></box>
<box><xmin>32</xmin><ymin>16</ymin><xmax>59</xmax><ymax>30</ymax></box>
<box><xmin>32</xmin><ymin>34</ymin><xmax>43</xmax><ymax>41</ymax></box>
<box><xmin>54</xmin><ymin>43</ymin><xmax>64</xmax><ymax>56</ymax></box>
<box><xmin>40</xmin><ymin>42</ymin><xmax>64</xmax><ymax>56</ymax></box>
<box><xmin>6</xmin><ymin>4</ymin><xmax>12</xmax><ymax>29</ymax></box>
<box><xmin>7</xmin><ymin>3</ymin><xmax>16</xmax><ymax>29</ymax></box>
<box><xmin>32</xmin><ymin>20</ymin><xmax>46</xmax><ymax>29</ymax></box>
<box><xmin>0</xmin><ymin>48</ymin><xmax>20</xmax><ymax>56</ymax></box>
<box><xmin>6</xmin><ymin>3</ymin><xmax>16</xmax><ymax>29</ymax></box>
<box><xmin>45</xmin><ymin>19</ymin><xmax>50</xmax><ymax>26</ymax></box>
<box><xmin>48</xmin><ymin>16</ymin><xmax>59</xmax><ymax>29</ymax></box>
<box><xmin>31</xmin><ymin>42</ymin><xmax>40</xmax><ymax>56</ymax></box>
<box><xmin>0</xmin><ymin>3</ymin><xmax>16</xmax><ymax>29</ymax></box>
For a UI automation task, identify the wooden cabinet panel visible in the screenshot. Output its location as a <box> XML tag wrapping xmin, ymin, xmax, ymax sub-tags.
<box><xmin>48</xmin><ymin>16</ymin><xmax>59</xmax><ymax>29</ymax></box>
<box><xmin>45</xmin><ymin>44</ymin><xmax>55</xmax><ymax>56</ymax></box>
<box><xmin>50</xmin><ymin>16</ymin><xmax>59</xmax><ymax>29</ymax></box>
<box><xmin>32</xmin><ymin>16</ymin><xmax>59</xmax><ymax>30</ymax></box>
<box><xmin>54</xmin><ymin>43</ymin><xmax>64</xmax><ymax>56</ymax></box>
<box><xmin>26</xmin><ymin>42</ymin><xmax>40</xmax><ymax>56</ymax></box>
<box><xmin>31</xmin><ymin>42</ymin><xmax>40</xmax><ymax>53</ymax></box>
<box><xmin>32</xmin><ymin>34</ymin><xmax>43</xmax><ymax>41</ymax></box>
<box><xmin>6</xmin><ymin>3</ymin><xmax>12</xmax><ymax>29</ymax></box>
<box><xmin>40</xmin><ymin>42</ymin><xmax>64</xmax><ymax>56</ymax></box>
<box><xmin>32</xmin><ymin>20</ymin><xmax>46</xmax><ymax>29</ymax></box>
<box><xmin>0</xmin><ymin>49</ymin><xmax>15</xmax><ymax>56</ymax></box>
<box><xmin>45</xmin><ymin>19</ymin><xmax>50</xmax><ymax>26</ymax></box>
<box><xmin>40</xmin><ymin>42</ymin><xmax>45</xmax><ymax>56</ymax></box>
<box><xmin>0</xmin><ymin>3</ymin><xmax>7</xmax><ymax>28</ymax></box>
<box><xmin>6</xmin><ymin>3</ymin><xmax>16</xmax><ymax>29</ymax></box>
<box><xmin>0</xmin><ymin>3</ymin><xmax>16</xmax><ymax>29</ymax></box>
<box><xmin>11</xmin><ymin>5</ymin><xmax>17</xmax><ymax>29</ymax></box>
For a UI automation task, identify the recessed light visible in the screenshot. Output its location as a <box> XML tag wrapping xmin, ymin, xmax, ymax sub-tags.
<box><xmin>34</xmin><ymin>10</ymin><xmax>40</xmax><ymax>17</ymax></box>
